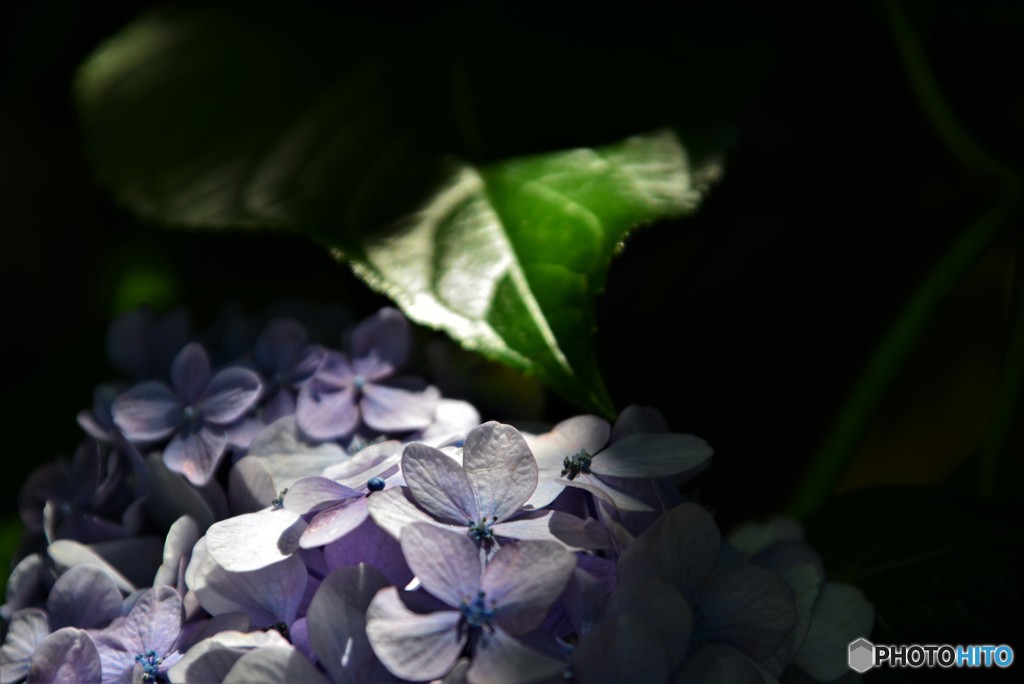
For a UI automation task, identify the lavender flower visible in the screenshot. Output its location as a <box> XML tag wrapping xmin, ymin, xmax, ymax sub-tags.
<box><xmin>368</xmin><ymin>422</ymin><xmax>609</xmax><ymax>550</ymax></box>
<box><xmin>112</xmin><ymin>343</ymin><xmax>262</xmax><ymax>485</ymax></box>
<box><xmin>366</xmin><ymin>524</ymin><xmax>575</xmax><ymax>682</ymax></box>
<box><xmin>251</xmin><ymin>318</ymin><xmax>325</xmax><ymax>424</ymax></box>
<box><xmin>89</xmin><ymin>586</ymin><xmax>185</xmax><ymax>682</ymax></box>
<box><xmin>524</xmin><ymin>414</ymin><xmax>712</xmax><ymax>513</ymax></box>
<box><xmin>296</xmin><ymin>308</ymin><xmax>440</xmax><ymax>441</ymax></box>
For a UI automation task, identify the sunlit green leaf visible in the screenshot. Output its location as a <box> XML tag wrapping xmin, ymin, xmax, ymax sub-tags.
<box><xmin>75</xmin><ymin>8</ymin><xmax>724</xmax><ymax>414</ymax></box>
<box><xmin>345</xmin><ymin>131</ymin><xmax>718</xmax><ymax>415</ymax></box>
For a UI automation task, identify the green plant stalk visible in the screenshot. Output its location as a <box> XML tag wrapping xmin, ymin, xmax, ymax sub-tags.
<box><xmin>790</xmin><ymin>1</ymin><xmax>1023</xmax><ymax>517</ymax></box>
<box><xmin>979</xmin><ymin>247</ymin><xmax>1024</xmax><ymax>496</ymax></box>
<box><xmin>884</xmin><ymin>0</ymin><xmax>1021</xmax><ymax>192</ymax></box>
<box><xmin>789</xmin><ymin>203</ymin><xmax>1014</xmax><ymax>517</ymax></box>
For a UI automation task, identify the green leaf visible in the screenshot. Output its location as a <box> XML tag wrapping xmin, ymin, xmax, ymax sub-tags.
<box><xmin>74</xmin><ymin>8</ymin><xmax>722</xmax><ymax>414</ymax></box>
<box><xmin>805</xmin><ymin>486</ymin><xmax>1023</xmax><ymax>643</ymax></box>
<box><xmin>345</xmin><ymin>131</ymin><xmax>718</xmax><ymax>415</ymax></box>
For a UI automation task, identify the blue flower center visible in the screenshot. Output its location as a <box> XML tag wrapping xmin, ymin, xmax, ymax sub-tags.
<box><xmin>560</xmin><ymin>449</ymin><xmax>592</xmax><ymax>480</ymax></box>
<box><xmin>134</xmin><ymin>650</ymin><xmax>162</xmax><ymax>681</ymax></box>
<box><xmin>272</xmin><ymin>488</ymin><xmax>288</xmax><ymax>509</ymax></box>
<box><xmin>182</xmin><ymin>405</ymin><xmax>199</xmax><ymax>426</ymax></box>
<box><xmin>467</xmin><ymin>516</ymin><xmax>497</xmax><ymax>542</ymax></box>
<box><xmin>459</xmin><ymin>591</ymin><xmax>497</xmax><ymax>628</ymax></box>
<box><xmin>353</xmin><ymin>375</ymin><xmax>366</xmax><ymax>391</ymax></box>
<box><xmin>367</xmin><ymin>477</ymin><xmax>386</xmax><ymax>493</ymax></box>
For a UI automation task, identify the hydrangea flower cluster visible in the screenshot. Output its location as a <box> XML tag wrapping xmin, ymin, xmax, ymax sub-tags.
<box><xmin>1</xmin><ymin>305</ymin><xmax>873</xmax><ymax>683</ymax></box>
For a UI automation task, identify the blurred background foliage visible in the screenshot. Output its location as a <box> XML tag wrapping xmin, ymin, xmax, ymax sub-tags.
<box><xmin>2</xmin><ymin>0</ymin><xmax>1023</xmax><ymax>667</ymax></box>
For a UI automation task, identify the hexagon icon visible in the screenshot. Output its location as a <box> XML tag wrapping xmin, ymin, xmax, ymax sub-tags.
<box><xmin>848</xmin><ymin>638</ymin><xmax>875</xmax><ymax>673</ymax></box>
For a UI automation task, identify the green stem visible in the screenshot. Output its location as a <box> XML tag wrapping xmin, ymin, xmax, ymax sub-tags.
<box><xmin>789</xmin><ymin>1</ymin><xmax>1023</xmax><ymax>517</ymax></box>
<box><xmin>789</xmin><ymin>203</ymin><xmax>1015</xmax><ymax>517</ymax></box>
<box><xmin>884</xmin><ymin>0</ymin><xmax>1021</xmax><ymax>192</ymax></box>
<box><xmin>979</xmin><ymin>246</ymin><xmax>1024</xmax><ymax>496</ymax></box>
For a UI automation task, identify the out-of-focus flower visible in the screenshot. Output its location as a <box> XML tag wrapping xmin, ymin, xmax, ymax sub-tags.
<box><xmin>366</xmin><ymin>524</ymin><xmax>575</xmax><ymax>682</ymax></box>
<box><xmin>250</xmin><ymin>318</ymin><xmax>326</xmax><ymax>424</ymax></box>
<box><xmin>296</xmin><ymin>308</ymin><xmax>440</xmax><ymax>441</ymax></box>
<box><xmin>112</xmin><ymin>343</ymin><xmax>262</xmax><ymax>485</ymax></box>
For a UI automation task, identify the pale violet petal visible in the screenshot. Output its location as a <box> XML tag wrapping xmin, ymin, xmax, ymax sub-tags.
<box><xmin>523</xmin><ymin>415</ymin><xmax>610</xmax><ymax>474</ymax></box>
<box><xmin>366</xmin><ymin>487</ymin><xmax>454</xmax><ymax>541</ymax></box>
<box><xmin>402</xmin><ymin>444</ymin><xmax>479</xmax><ymax>525</ymax></box>
<box><xmin>482</xmin><ymin>541</ymin><xmax>575</xmax><ymax>635</ymax></box>
<box><xmin>205</xmin><ymin>508</ymin><xmax>306</xmax><ymax>572</ymax></box>
<box><xmin>189</xmin><ymin>552</ymin><xmax>308</xmax><ymax>628</ymax></box>
<box><xmin>248</xmin><ymin>417</ymin><xmax>347</xmax><ymax>491</ymax></box>
<box><xmin>228</xmin><ymin>457</ymin><xmax>277</xmax><ymax>514</ymax></box>
<box><xmin>167</xmin><ymin>629</ymin><xmax>290</xmax><ymax>684</ymax></box>
<box><xmin>560</xmin><ymin>476</ymin><xmax>654</xmax><ymax>512</ymax></box>
<box><xmin>27</xmin><ymin>627</ymin><xmax>102</xmax><ymax>684</ymax></box>
<box><xmin>223</xmin><ymin>646</ymin><xmax>330</xmax><ymax>684</ymax></box>
<box><xmin>492</xmin><ymin>511</ymin><xmax>612</xmax><ymax>551</ymax></box>
<box><xmin>154</xmin><ymin>515</ymin><xmax>200</xmax><ymax>589</ymax></box>
<box><xmin>468</xmin><ymin>627</ymin><xmax>566</xmax><ymax>684</ymax></box>
<box><xmin>365</xmin><ymin>588</ymin><xmax>465</xmax><ymax>682</ymax></box>
<box><xmin>462</xmin><ymin>422</ymin><xmax>538</xmax><ymax>522</ymax></box>
<box><xmin>401</xmin><ymin>524</ymin><xmax>481</xmax><ymax>608</ymax></box>
<box><xmin>794</xmin><ymin>582</ymin><xmax>875</xmax><ymax>682</ymax></box>
<box><xmin>47</xmin><ymin>565</ymin><xmax>122</xmax><ymax>630</ymax></box>
<box><xmin>591</xmin><ymin>433</ymin><xmax>712</xmax><ymax>478</ymax></box>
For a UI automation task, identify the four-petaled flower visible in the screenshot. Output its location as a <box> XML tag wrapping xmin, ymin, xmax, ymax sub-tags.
<box><xmin>296</xmin><ymin>308</ymin><xmax>440</xmax><ymax>441</ymax></box>
<box><xmin>112</xmin><ymin>343</ymin><xmax>262</xmax><ymax>485</ymax></box>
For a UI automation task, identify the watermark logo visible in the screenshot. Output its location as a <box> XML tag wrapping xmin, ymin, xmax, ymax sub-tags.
<box><xmin>848</xmin><ymin>639</ymin><xmax>1014</xmax><ymax>672</ymax></box>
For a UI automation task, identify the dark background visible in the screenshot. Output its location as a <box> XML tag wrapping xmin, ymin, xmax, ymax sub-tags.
<box><xmin>2</xmin><ymin>0</ymin><xmax>1022</xmax><ymax>673</ymax></box>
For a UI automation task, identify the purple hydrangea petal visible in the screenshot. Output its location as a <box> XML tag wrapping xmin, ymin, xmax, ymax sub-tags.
<box><xmin>297</xmin><ymin>382</ymin><xmax>360</xmax><ymax>441</ymax></box>
<box><xmin>462</xmin><ymin>422</ymin><xmax>538</xmax><ymax>522</ymax></box>
<box><xmin>47</xmin><ymin>540</ymin><xmax>136</xmax><ymax>593</ymax></box>
<box><xmin>254</xmin><ymin>318</ymin><xmax>307</xmax><ymax>374</ymax></box>
<box><xmin>110</xmin><ymin>586</ymin><xmax>184</xmax><ymax>658</ymax></box>
<box><xmin>322</xmin><ymin>440</ymin><xmax>402</xmax><ymax>489</ymax></box>
<box><xmin>414</xmin><ymin>399</ymin><xmax>481</xmax><ymax>447</ymax></box>
<box><xmin>351</xmin><ymin>307</ymin><xmax>411</xmax><ymax>381</ymax></box>
<box><xmin>311</xmin><ymin>350</ymin><xmax>354</xmax><ymax>389</ymax></box>
<box><xmin>492</xmin><ymin>510</ymin><xmax>612</xmax><ymax>551</ymax></box>
<box><xmin>28</xmin><ymin>627</ymin><xmax>102</xmax><ymax>684</ymax></box>
<box><xmin>228</xmin><ymin>457</ymin><xmax>276</xmax><ymax>515</ymax></box>
<box><xmin>610</xmin><ymin>405</ymin><xmax>669</xmax><ymax>440</ymax></box>
<box><xmin>143</xmin><ymin>454</ymin><xmax>215</xmax><ymax>533</ymax></box>
<box><xmin>401</xmin><ymin>524</ymin><xmax>481</xmax><ymax>608</ymax></box>
<box><xmin>675</xmin><ymin>644</ymin><xmax>771</xmax><ymax>684</ymax></box>
<box><xmin>167</xmin><ymin>630</ymin><xmax>289</xmax><ymax>684</ymax></box>
<box><xmin>201</xmin><ymin>367</ymin><xmax>262</xmax><ymax>425</ymax></box>
<box><xmin>468</xmin><ymin>626</ymin><xmax>567</xmax><ymax>684</ymax></box>
<box><xmin>223</xmin><ymin>646</ymin><xmax>331</xmax><ymax>684</ymax></box>
<box><xmin>111</xmin><ymin>382</ymin><xmax>182</xmax><ymax>443</ymax></box>
<box><xmin>618</xmin><ymin>503</ymin><xmax>721</xmax><ymax>604</ymax></box>
<box><xmin>300</xmin><ymin>497</ymin><xmax>371</xmax><ymax>548</ymax></box>
<box><xmin>573</xmin><ymin>613</ymin><xmax>670</xmax><ymax>684</ymax></box>
<box><xmin>591</xmin><ymin>433</ymin><xmax>713</xmax><ymax>478</ymax></box>
<box><xmin>402</xmin><ymin>444</ymin><xmax>479</xmax><ymax>525</ymax></box>
<box><xmin>482</xmin><ymin>540</ymin><xmax>575</xmax><ymax>635</ymax></box>
<box><xmin>698</xmin><ymin>565</ymin><xmax>798</xmax><ymax>662</ymax></box>
<box><xmin>0</xmin><ymin>608</ymin><xmax>50</xmax><ymax>683</ymax></box>
<box><xmin>188</xmin><ymin>540</ymin><xmax>308</xmax><ymax>627</ymax></box>
<box><xmin>794</xmin><ymin>582</ymin><xmax>875</xmax><ymax>681</ymax></box>
<box><xmin>284</xmin><ymin>477</ymin><xmax>363</xmax><ymax>515</ymax></box>
<box><xmin>248</xmin><ymin>417</ymin><xmax>347</xmax><ymax>491</ymax></box>
<box><xmin>360</xmin><ymin>380</ymin><xmax>440</xmax><ymax>433</ymax></box>
<box><xmin>366</xmin><ymin>487</ymin><xmax>458</xmax><ymax>541</ymax></box>
<box><xmin>205</xmin><ymin>508</ymin><xmax>305</xmax><ymax>572</ymax></box>
<box><xmin>288</xmin><ymin>345</ymin><xmax>327</xmax><ymax>386</ymax></box>
<box><xmin>307</xmin><ymin>565</ymin><xmax>394</xmax><ymax>684</ymax></box>
<box><xmin>365</xmin><ymin>588</ymin><xmax>466</xmax><ymax>682</ymax></box>
<box><xmin>524</xmin><ymin>415</ymin><xmax>611</xmax><ymax>476</ymax></box>
<box><xmin>606</xmin><ymin>578</ymin><xmax>693</xmax><ymax>671</ymax></box>
<box><xmin>164</xmin><ymin>427</ymin><xmax>229</xmax><ymax>486</ymax></box>
<box><xmin>323</xmin><ymin>518</ymin><xmax>414</xmax><ymax>589</ymax></box>
<box><xmin>559</xmin><ymin>476</ymin><xmax>654</xmax><ymax>512</ymax></box>
<box><xmin>171</xmin><ymin>343</ymin><xmax>213</xmax><ymax>405</ymax></box>
<box><xmin>262</xmin><ymin>388</ymin><xmax>296</xmax><ymax>426</ymax></box>
<box><xmin>729</xmin><ymin>518</ymin><xmax>806</xmax><ymax>558</ymax></box>
<box><xmin>46</xmin><ymin>566</ymin><xmax>122</xmax><ymax>630</ymax></box>
<box><xmin>562</xmin><ymin>567</ymin><xmax>608</xmax><ymax>637</ymax></box>
<box><xmin>154</xmin><ymin>516</ymin><xmax>200</xmax><ymax>589</ymax></box>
